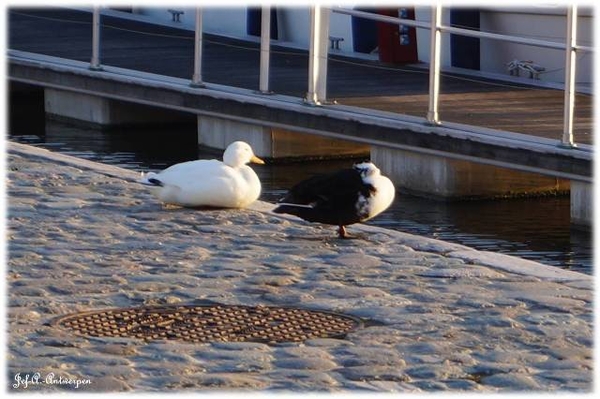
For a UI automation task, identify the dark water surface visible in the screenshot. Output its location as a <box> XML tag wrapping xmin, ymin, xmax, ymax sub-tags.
<box><xmin>8</xmin><ymin>91</ymin><xmax>593</xmax><ymax>275</ymax></box>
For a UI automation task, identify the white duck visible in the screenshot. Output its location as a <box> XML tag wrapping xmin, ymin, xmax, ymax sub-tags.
<box><xmin>139</xmin><ymin>141</ymin><xmax>265</xmax><ymax>208</ymax></box>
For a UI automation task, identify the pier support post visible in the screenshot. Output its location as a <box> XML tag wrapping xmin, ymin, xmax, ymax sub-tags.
<box><xmin>45</xmin><ymin>89</ymin><xmax>112</xmax><ymax>125</ymax></box>
<box><xmin>371</xmin><ymin>146</ymin><xmax>570</xmax><ymax>199</ymax></box>
<box><xmin>44</xmin><ymin>88</ymin><xmax>192</xmax><ymax>126</ymax></box>
<box><xmin>570</xmin><ymin>181</ymin><xmax>592</xmax><ymax>227</ymax></box>
<box><xmin>197</xmin><ymin>115</ymin><xmax>273</xmax><ymax>157</ymax></box>
<box><xmin>197</xmin><ymin>115</ymin><xmax>368</xmax><ymax>159</ymax></box>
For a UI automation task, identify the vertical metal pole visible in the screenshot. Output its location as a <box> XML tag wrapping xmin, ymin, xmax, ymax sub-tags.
<box><xmin>191</xmin><ymin>8</ymin><xmax>205</xmax><ymax>87</ymax></box>
<box><xmin>259</xmin><ymin>5</ymin><xmax>271</xmax><ymax>93</ymax></box>
<box><xmin>561</xmin><ymin>5</ymin><xmax>577</xmax><ymax>147</ymax></box>
<box><xmin>316</xmin><ymin>7</ymin><xmax>330</xmax><ymax>103</ymax></box>
<box><xmin>306</xmin><ymin>6</ymin><xmax>320</xmax><ymax>104</ymax></box>
<box><xmin>306</xmin><ymin>6</ymin><xmax>330</xmax><ymax>105</ymax></box>
<box><xmin>90</xmin><ymin>6</ymin><xmax>102</xmax><ymax>70</ymax></box>
<box><xmin>427</xmin><ymin>5</ymin><xmax>442</xmax><ymax>124</ymax></box>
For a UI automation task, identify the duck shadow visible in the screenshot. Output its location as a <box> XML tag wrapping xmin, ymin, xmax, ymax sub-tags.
<box><xmin>159</xmin><ymin>204</ymin><xmax>234</xmax><ymax>212</ymax></box>
<box><xmin>284</xmin><ymin>233</ymin><xmax>371</xmax><ymax>243</ymax></box>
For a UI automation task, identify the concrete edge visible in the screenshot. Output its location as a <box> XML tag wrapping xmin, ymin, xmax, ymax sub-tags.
<box><xmin>9</xmin><ymin>141</ymin><xmax>141</xmax><ymax>182</ymax></box>
<box><xmin>8</xmin><ymin>141</ymin><xmax>591</xmax><ymax>283</ymax></box>
<box><xmin>445</xmin><ymin>250</ymin><xmax>591</xmax><ymax>283</ymax></box>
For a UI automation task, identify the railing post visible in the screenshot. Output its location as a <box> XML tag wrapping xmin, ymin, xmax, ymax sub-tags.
<box><xmin>259</xmin><ymin>5</ymin><xmax>271</xmax><ymax>93</ymax></box>
<box><xmin>561</xmin><ymin>5</ymin><xmax>577</xmax><ymax>147</ymax></box>
<box><xmin>306</xmin><ymin>6</ymin><xmax>330</xmax><ymax>105</ymax></box>
<box><xmin>90</xmin><ymin>6</ymin><xmax>102</xmax><ymax>70</ymax></box>
<box><xmin>191</xmin><ymin>8</ymin><xmax>205</xmax><ymax>87</ymax></box>
<box><xmin>427</xmin><ymin>4</ymin><xmax>442</xmax><ymax>125</ymax></box>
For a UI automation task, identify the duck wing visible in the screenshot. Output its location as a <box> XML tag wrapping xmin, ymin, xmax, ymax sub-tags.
<box><xmin>274</xmin><ymin>169</ymin><xmax>374</xmax><ymax>225</ymax></box>
<box><xmin>280</xmin><ymin>169</ymin><xmax>369</xmax><ymax>206</ymax></box>
<box><xmin>144</xmin><ymin>160</ymin><xmax>230</xmax><ymax>188</ymax></box>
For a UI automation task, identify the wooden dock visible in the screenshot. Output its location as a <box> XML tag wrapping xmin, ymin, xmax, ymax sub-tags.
<box><xmin>8</xmin><ymin>7</ymin><xmax>593</xmax><ymax>145</ymax></box>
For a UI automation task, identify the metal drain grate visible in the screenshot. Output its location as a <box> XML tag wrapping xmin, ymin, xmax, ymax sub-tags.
<box><xmin>52</xmin><ymin>304</ymin><xmax>361</xmax><ymax>344</ymax></box>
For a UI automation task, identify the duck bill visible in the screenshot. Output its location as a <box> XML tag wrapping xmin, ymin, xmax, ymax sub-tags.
<box><xmin>251</xmin><ymin>155</ymin><xmax>265</xmax><ymax>165</ymax></box>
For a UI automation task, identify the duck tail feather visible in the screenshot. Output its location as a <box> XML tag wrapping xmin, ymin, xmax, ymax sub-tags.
<box><xmin>273</xmin><ymin>203</ymin><xmax>314</xmax><ymax>216</ymax></box>
<box><xmin>139</xmin><ymin>172</ymin><xmax>163</xmax><ymax>187</ymax></box>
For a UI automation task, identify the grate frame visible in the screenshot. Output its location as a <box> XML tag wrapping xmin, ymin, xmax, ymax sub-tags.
<box><xmin>52</xmin><ymin>304</ymin><xmax>362</xmax><ymax>344</ymax></box>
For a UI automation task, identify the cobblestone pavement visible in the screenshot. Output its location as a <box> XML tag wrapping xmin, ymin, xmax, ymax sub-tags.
<box><xmin>6</xmin><ymin>142</ymin><xmax>593</xmax><ymax>393</ymax></box>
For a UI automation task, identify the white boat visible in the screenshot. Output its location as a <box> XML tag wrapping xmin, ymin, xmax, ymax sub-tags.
<box><xmin>123</xmin><ymin>5</ymin><xmax>592</xmax><ymax>87</ymax></box>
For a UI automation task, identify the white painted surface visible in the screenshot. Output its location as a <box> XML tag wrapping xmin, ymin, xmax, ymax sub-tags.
<box><xmin>44</xmin><ymin>88</ymin><xmax>191</xmax><ymax>125</ymax></box>
<box><xmin>371</xmin><ymin>146</ymin><xmax>570</xmax><ymax>199</ymax></box>
<box><xmin>276</xmin><ymin>8</ymin><xmax>310</xmax><ymax>47</ymax></box>
<box><xmin>416</xmin><ymin>7</ymin><xmax>452</xmax><ymax>67</ymax></box>
<box><xmin>131</xmin><ymin>6</ymin><xmax>592</xmax><ymax>86</ymax></box>
<box><xmin>45</xmin><ymin>88</ymin><xmax>110</xmax><ymax>124</ymax></box>
<box><xmin>479</xmin><ymin>8</ymin><xmax>593</xmax><ymax>83</ymax></box>
<box><xmin>197</xmin><ymin>115</ymin><xmax>272</xmax><ymax>158</ymax></box>
<box><xmin>133</xmin><ymin>6</ymin><xmax>249</xmax><ymax>38</ymax></box>
<box><xmin>570</xmin><ymin>181</ymin><xmax>592</xmax><ymax>226</ymax></box>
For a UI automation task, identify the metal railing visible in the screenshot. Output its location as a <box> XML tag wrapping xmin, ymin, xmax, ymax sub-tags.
<box><xmin>90</xmin><ymin>7</ymin><xmax>102</xmax><ymax>71</ymax></box>
<box><xmin>259</xmin><ymin>5</ymin><xmax>271</xmax><ymax>94</ymax></box>
<box><xmin>88</xmin><ymin>5</ymin><xmax>592</xmax><ymax>147</ymax></box>
<box><xmin>191</xmin><ymin>8</ymin><xmax>204</xmax><ymax>88</ymax></box>
<box><xmin>330</xmin><ymin>5</ymin><xmax>592</xmax><ymax>148</ymax></box>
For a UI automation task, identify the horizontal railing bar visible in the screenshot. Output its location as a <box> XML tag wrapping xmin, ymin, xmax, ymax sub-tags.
<box><xmin>574</xmin><ymin>44</ymin><xmax>594</xmax><ymax>52</ymax></box>
<box><xmin>441</xmin><ymin>25</ymin><xmax>592</xmax><ymax>52</ymax></box>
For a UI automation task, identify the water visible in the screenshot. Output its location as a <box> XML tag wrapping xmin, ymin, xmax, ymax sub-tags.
<box><xmin>8</xmin><ymin>90</ymin><xmax>593</xmax><ymax>275</ymax></box>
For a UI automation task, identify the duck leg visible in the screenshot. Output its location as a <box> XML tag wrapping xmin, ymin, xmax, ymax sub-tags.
<box><xmin>337</xmin><ymin>225</ymin><xmax>363</xmax><ymax>240</ymax></box>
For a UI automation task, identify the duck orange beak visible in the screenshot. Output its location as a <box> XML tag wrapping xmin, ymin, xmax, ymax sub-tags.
<box><xmin>251</xmin><ymin>155</ymin><xmax>265</xmax><ymax>165</ymax></box>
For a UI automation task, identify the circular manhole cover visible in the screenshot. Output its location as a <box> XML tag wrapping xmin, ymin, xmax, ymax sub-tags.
<box><xmin>52</xmin><ymin>304</ymin><xmax>361</xmax><ymax>344</ymax></box>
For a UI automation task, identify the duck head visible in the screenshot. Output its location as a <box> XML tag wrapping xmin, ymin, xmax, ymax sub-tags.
<box><xmin>353</xmin><ymin>162</ymin><xmax>380</xmax><ymax>179</ymax></box>
<box><xmin>223</xmin><ymin>141</ymin><xmax>265</xmax><ymax>168</ymax></box>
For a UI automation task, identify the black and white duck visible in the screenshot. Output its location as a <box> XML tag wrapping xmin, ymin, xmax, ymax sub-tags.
<box><xmin>273</xmin><ymin>161</ymin><xmax>395</xmax><ymax>238</ymax></box>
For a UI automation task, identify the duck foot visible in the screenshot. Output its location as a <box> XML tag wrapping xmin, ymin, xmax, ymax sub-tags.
<box><xmin>337</xmin><ymin>226</ymin><xmax>354</xmax><ymax>239</ymax></box>
<box><xmin>336</xmin><ymin>226</ymin><xmax>367</xmax><ymax>240</ymax></box>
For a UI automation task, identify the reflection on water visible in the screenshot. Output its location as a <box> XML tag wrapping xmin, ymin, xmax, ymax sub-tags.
<box><xmin>8</xmin><ymin>92</ymin><xmax>592</xmax><ymax>275</ymax></box>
